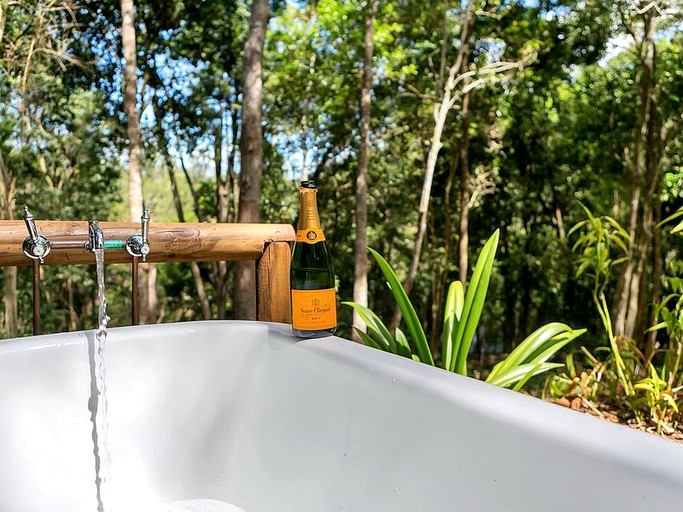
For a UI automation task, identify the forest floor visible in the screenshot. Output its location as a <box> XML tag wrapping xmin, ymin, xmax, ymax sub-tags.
<box><xmin>473</xmin><ymin>355</ymin><xmax>683</xmax><ymax>444</ymax></box>
<box><xmin>548</xmin><ymin>396</ymin><xmax>683</xmax><ymax>444</ymax></box>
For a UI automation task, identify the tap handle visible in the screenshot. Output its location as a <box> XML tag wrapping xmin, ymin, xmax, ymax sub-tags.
<box><xmin>139</xmin><ymin>209</ymin><xmax>151</xmax><ymax>261</ymax></box>
<box><xmin>125</xmin><ymin>209</ymin><xmax>151</xmax><ymax>261</ymax></box>
<box><xmin>22</xmin><ymin>206</ymin><xmax>51</xmax><ymax>263</ymax></box>
<box><xmin>141</xmin><ymin>208</ymin><xmax>149</xmax><ymax>246</ymax></box>
<box><xmin>23</xmin><ymin>206</ymin><xmax>39</xmax><ymax>242</ymax></box>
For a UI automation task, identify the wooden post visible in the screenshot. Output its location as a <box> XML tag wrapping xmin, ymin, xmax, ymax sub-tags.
<box><xmin>256</xmin><ymin>241</ymin><xmax>292</xmax><ymax>324</ymax></box>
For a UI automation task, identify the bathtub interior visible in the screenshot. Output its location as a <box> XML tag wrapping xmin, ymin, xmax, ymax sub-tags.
<box><xmin>0</xmin><ymin>321</ymin><xmax>682</xmax><ymax>512</ymax></box>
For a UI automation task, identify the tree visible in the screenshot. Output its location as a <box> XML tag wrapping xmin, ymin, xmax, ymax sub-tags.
<box><xmin>610</xmin><ymin>1</ymin><xmax>683</xmax><ymax>350</ymax></box>
<box><xmin>391</xmin><ymin>0</ymin><xmax>535</xmax><ymax>330</ymax></box>
<box><xmin>0</xmin><ymin>0</ymin><xmax>79</xmax><ymax>336</ymax></box>
<box><xmin>120</xmin><ymin>0</ymin><xmax>157</xmax><ymax>323</ymax></box>
<box><xmin>235</xmin><ymin>0</ymin><xmax>270</xmax><ymax>320</ymax></box>
<box><xmin>352</xmin><ymin>0</ymin><xmax>379</xmax><ymax>339</ymax></box>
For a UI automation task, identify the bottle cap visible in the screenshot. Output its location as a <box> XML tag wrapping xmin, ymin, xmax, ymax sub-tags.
<box><xmin>300</xmin><ymin>180</ymin><xmax>317</xmax><ymax>189</ymax></box>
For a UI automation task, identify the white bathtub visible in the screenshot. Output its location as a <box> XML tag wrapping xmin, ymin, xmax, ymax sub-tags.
<box><xmin>0</xmin><ymin>321</ymin><xmax>681</xmax><ymax>511</ymax></box>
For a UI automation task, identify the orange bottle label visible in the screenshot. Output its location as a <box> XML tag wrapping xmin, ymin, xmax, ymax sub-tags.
<box><xmin>296</xmin><ymin>228</ymin><xmax>326</xmax><ymax>244</ymax></box>
<box><xmin>291</xmin><ymin>288</ymin><xmax>337</xmax><ymax>330</ymax></box>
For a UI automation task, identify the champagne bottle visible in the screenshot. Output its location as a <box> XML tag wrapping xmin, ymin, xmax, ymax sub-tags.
<box><xmin>291</xmin><ymin>180</ymin><xmax>337</xmax><ymax>338</ymax></box>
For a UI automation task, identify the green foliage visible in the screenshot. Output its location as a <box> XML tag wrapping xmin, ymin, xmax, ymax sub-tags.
<box><xmin>346</xmin><ymin>231</ymin><xmax>585</xmax><ymax>391</ymax></box>
<box><xmin>637</xmin><ymin>274</ymin><xmax>683</xmax><ymax>432</ymax></box>
<box><xmin>366</xmin><ymin>247</ymin><xmax>433</xmax><ymax>365</ymax></box>
<box><xmin>569</xmin><ymin>203</ymin><xmax>633</xmax><ymax>395</ymax></box>
<box><xmin>569</xmin><ymin>203</ymin><xmax>630</xmax><ymax>294</ymax></box>
<box><xmin>486</xmin><ymin>323</ymin><xmax>586</xmax><ymax>390</ymax></box>
<box><xmin>633</xmin><ymin>363</ymin><xmax>680</xmax><ymax>434</ymax></box>
<box><xmin>659</xmin><ymin>206</ymin><xmax>683</xmax><ymax>235</ymax></box>
<box><xmin>448</xmin><ymin>231</ymin><xmax>499</xmax><ymax>375</ymax></box>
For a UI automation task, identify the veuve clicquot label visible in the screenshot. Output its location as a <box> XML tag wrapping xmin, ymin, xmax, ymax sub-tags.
<box><xmin>296</xmin><ymin>228</ymin><xmax>326</xmax><ymax>244</ymax></box>
<box><xmin>292</xmin><ymin>288</ymin><xmax>337</xmax><ymax>330</ymax></box>
<box><xmin>291</xmin><ymin>180</ymin><xmax>337</xmax><ymax>338</ymax></box>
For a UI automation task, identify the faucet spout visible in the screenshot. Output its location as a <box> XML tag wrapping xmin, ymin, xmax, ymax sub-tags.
<box><xmin>87</xmin><ymin>221</ymin><xmax>104</xmax><ymax>252</ymax></box>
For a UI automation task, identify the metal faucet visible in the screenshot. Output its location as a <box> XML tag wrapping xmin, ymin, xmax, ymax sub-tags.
<box><xmin>22</xmin><ymin>206</ymin><xmax>51</xmax><ymax>263</ymax></box>
<box><xmin>126</xmin><ymin>208</ymin><xmax>151</xmax><ymax>261</ymax></box>
<box><xmin>87</xmin><ymin>221</ymin><xmax>104</xmax><ymax>252</ymax></box>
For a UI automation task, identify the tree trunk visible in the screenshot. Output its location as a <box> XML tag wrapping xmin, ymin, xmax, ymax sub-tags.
<box><xmin>229</xmin><ymin>101</ymin><xmax>241</xmax><ymax>222</ymax></box>
<box><xmin>300</xmin><ymin>50</ymin><xmax>317</xmax><ymax>181</ymax></box>
<box><xmin>234</xmin><ymin>0</ymin><xmax>269</xmax><ymax>320</ymax></box>
<box><xmin>0</xmin><ymin>151</ymin><xmax>17</xmax><ymax>337</ymax></box>
<box><xmin>352</xmin><ymin>1</ymin><xmax>377</xmax><ymax>341</ymax></box>
<box><xmin>121</xmin><ymin>0</ymin><xmax>156</xmax><ymax>323</ymax></box>
<box><xmin>519</xmin><ymin>219</ymin><xmax>534</xmax><ymax>340</ymax></box>
<box><xmin>458</xmin><ymin>89</ymin><xmax>472</xmax><ymax>284</ymax></box>
<box><xmin>121</xmin><ymin>0</ymin><xmax>143</xmax><ymax>221</ymax></box>
<box><xmin>67</xmin><ymin>277</ymin><xmax>77</xmax><ymax>331</ymax></box>
<box><xmin>215</xmin><ymin>120</ymin><xmax>229</xmax><ymax>224</ymax></box>
<box><xmin>631</xmin><ymin>99</ymin><xmax>662</xmax><ymax>343</ymax></box>
<box><xmin>146</xmin><ymin>264</ymin><xmax>158</xmax><ymax>323</ymax></box>
<box><xmin>173</xmin><ymin>124</ymin><xmax>204</xmax><ymax>222</ymax></box>
<box><xmin>611</xmin><ymin>8</ymin><xmax>656</xmax><ymax>340</ymax></box>
<box><xmin>500</xmin><ymin>233</ymin><xmax>518</xmax><ymax>352</ymax></box>
<box><xmin>214</xmin><ymin>120</ymin><xmax>229</xmax><ymax>319</ymax></box>
<box><xmin>428</xmin><ymin>0</ymin><xmax>457</xmax><ymax>354</ymax></box>
<box><xmin>390</xmin><ymin>0</ymin><xmax>476</xmax><ymax>331</ymax></box>
<box><xmin>431</xmin><ymin>142</ymin><xmax>460</xmax><ymax>354</ymax></box>
<box><xmin>646</xmin><ymin>194</ymin><xmax>663</xmax><ymax>360</ymax></box>
<box><xmin>154</xmin><ymin>104</ymin><xmax>211</xmax><ymax>320</ymax></box>
<box><xmin>3</xmin><ymin>267</ymin><xmax>17</xmax><ymax>337</ymax></box>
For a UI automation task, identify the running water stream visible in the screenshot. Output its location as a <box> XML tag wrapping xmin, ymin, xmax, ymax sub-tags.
<box><xmin>85</xmin><ymin>250</ymin><xmax>240</xmax><ymax>512</ymax></box>
<box><xmin>90</xmin><ymin>247</ymin><xmax>112</xmax><ymax>512</ymax></box>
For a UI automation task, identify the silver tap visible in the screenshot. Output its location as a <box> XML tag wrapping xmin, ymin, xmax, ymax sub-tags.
<box><xmin>87</xmin><ymin>221</ymin><xmax>104</xmax><ymax>252</ymax></box>
<box><xmin>22</xmin><ymin>206</ymin><xmax>51</xmax><ymax>263</ymax></box>
<box><xmin>126</xmin><ymin>208</ymin><xmax>151</xmax><ymax>261</ymax></box>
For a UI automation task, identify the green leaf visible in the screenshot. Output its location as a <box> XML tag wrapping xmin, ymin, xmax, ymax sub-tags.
<box><xmin>512</xmin><ymin>362</ymin><xmax>543</xmax><ymax>391</ymax></box>
<box><xmin>355</xmin><ymin>328</ymin><xmax>382</xmax><ymax>350</ymax></box>
<box><xmin>611</xmin><ymin>256</ymin><xmax>629</xmax><ymax>267</ymax></box>
<box><xmin>567</xmin><ymin>219</ymin><xmax>590</xmax><ymax>237</ymax></box>
<box><xmin>441</xmin><ymin>280</ymin><xmax>464</xmax><ymax>371</ymax></box>
<box><xmin>646</xmin><ymin>321</ymin><xmax>667</xmax><ymax>333</ymax></box>
<box><xmin>657</xmin><ymin>207</ymin><xmax>683</xmax><ymax>229</ymax></box>
<box><xmin>566</xmin><ymin>352</ymin><xmax>576</xmax><ymax>378</ymax></box>
<box><xmin>610</xmin><ymin>234</ymin><xmax>629</xmax><ymax>255</ymax></box>
<box><xmin>575</xmin><ymin>258</ymin><xmax>592</xmax><ymax>278</ymax></box>
<box><xmin>577</xmin><ymin>201</ymin><xmax>595</xmax><ymax>223</ymax></box>
<box><xmin>487</xmin><ymin>362</ymin><xmax>563</xmax><ymax>388</ymax></box>
<box><xmin>342</xmin><ymin>301</ymin><xmax>396</xmax><ymax>352</ymax></box>
<box><xmin>524</xmin><ymin>328</ymin><xmax>586</xmax><ymax>366</ymax></box>
<box><xmin>394</xmin><ymin>327</ymin><xmax>414</xmax><ymax>359</ymax></box>
<box><xmin>368</xmin><ymin>248</ymin><xmax>434</xmax><ymax>366</ymax></box>
<box><xmin>452</xmin><ymin>230</ymin><xmax>500</xmax><ymax>375</ymax></box>
<box><xmin>634</xmin><ymin>382</ymin><xmax>653</xmax><ymax>391</ymax></box>
<box><xmin>663</xmin><ymin>394</ymin><xmax>679</xmax><ymax>412</ymax></box>
<box><xmin>492</xmin><ymin>323</ymin><xmax>574</xmax><ymax>378</ymax></box>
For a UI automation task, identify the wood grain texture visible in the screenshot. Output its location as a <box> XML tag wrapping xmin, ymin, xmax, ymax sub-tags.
<box><xmin>0</xmin><ymin>221</ymin><xmax>295</xmax><ymax>266</ymax></box>
<box><xmin>256</xmin><ymin>241</ymin><xmax>292</xmax><ymax>324</ymax></box>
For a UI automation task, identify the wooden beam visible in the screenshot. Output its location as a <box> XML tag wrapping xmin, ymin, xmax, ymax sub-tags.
<box><xmin>0</xmin><ymin>221</ymin><xmax>295</xmax><ymax>266</ymax></box>
<box><xmin>256</xmin><ymin>241</ymin><xmax>292</xmax><ymax>324</ymax></box>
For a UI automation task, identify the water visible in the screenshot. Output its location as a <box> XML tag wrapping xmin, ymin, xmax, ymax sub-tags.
<box><xmin>85</xmin><ymin>254</ymin><xmax>244</xmax><ymax>512</ymax></box>
<box><xmin>90</xmin><ymin>248</ymin><xmax>112</xmax><ymax>512</ymax></box>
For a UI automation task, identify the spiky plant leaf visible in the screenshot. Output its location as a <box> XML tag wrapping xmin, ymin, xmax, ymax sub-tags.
<box><xmin>368</xmin><ymin>248</ymin><xmax>433</xmax><ymax>366</ymax></box>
